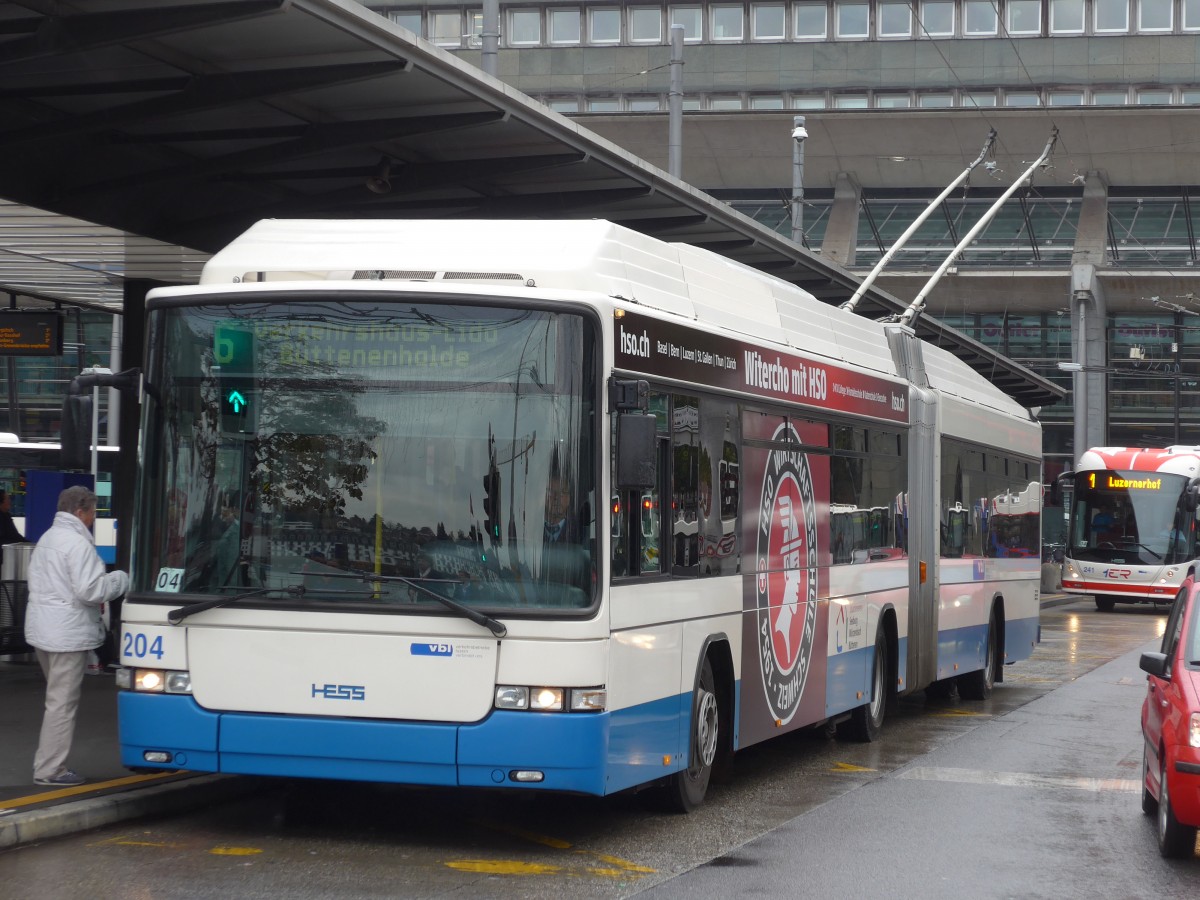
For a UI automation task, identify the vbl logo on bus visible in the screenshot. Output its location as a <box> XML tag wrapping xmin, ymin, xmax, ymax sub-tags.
<box><xmin>1101</xmin><ymin>568</ymin><xmax>1132</xmax><ymax>580</ymax></box>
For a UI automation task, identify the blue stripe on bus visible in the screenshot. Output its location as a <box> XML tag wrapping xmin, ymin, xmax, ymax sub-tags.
<box><xmin>935</xmin><ymin>615</ymin><xmax>1038</xmax><ymax>679</ymax></box>
<box><xmin>119</xmin><ymin>689</ymin><xmax>711</xmax><ymax>795</ymax></box>
<box><xmin>826</xmin><ymin>644</ymin><xmax>872</xmax><ymax>717</ymax></box>
<box><xmin>1003</xmin><ymin>615</ymin><xmax>1039</xmax><ymax>665</ymax></box>
<box><xmin>936</xmin><ymin>621</ymin><xmax>989</xmax><ymax>679</ymax></box>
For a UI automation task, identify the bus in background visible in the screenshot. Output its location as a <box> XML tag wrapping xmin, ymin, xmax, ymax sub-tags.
<box><xmin>1062</xmin><ymin>446</ymin><xmax>1200</xmax><ymax>612</ymax></box>
<box><xmin>107</xmin><ymin>219</ymin><xmax>1042</xmax><ymax>811</ymax></box>
<box><xmin>986</xmin><ymin>482</ymin><xmax>1042</xmax><ymax>559</ymax></box>
<box><xmin>0</xmin><ymin>433</ymin><xmax>119</xmax><ymax>563</ymax></box>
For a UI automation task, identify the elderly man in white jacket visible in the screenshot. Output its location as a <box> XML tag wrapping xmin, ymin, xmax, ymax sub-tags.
<box><xmin>25</xmin><ymin>485</ymin><xmax>128</xmax><ymax>786</ymax></box>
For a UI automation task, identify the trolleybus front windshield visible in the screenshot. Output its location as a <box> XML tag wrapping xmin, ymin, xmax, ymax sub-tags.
<box><xmin>1069</xmin><ymin>469</ymin><xmax>1193</xmax><ymax>565</ymax></box>
<box><xmin>133</xmin><ymin>298</ymin><xmax>597</xmax><ymax>614</ymax></box>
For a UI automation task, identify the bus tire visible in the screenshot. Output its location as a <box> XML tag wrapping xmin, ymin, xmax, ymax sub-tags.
<box><xmin>957</xmin><ymin>608</ymin><xmax>998</xmax><ymax>700</ymax></box>
<box><xmin>661</xmin><ymin>656</ymin><xmax>720</xmax><ymax>813</ymax></box>
<box><xmin>841</xmin><ymin>629</ymin><xmax>888</xmax><ymax>742</ymax></box>
<box><xmin>1095</xmin><ymin>595</ymin><xmax>1116</xmax><ymax>612</ymax></box>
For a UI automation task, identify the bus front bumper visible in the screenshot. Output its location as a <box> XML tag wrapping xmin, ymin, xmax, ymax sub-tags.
<box><xmin>118</xmin><ymin>691</ymin><xmax>612</xmax><ymax>795</ymax></box>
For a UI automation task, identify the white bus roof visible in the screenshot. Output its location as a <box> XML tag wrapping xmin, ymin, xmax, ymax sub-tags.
<box><xmin>195</xmin><ymin>219</ymin><xmax>1032</xmax><ymax>423</ymax></box>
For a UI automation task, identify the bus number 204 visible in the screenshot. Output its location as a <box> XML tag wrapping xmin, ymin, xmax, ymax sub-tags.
<box><xmin>123</xmin><ymin>632</ymin><xmax>164</xmax><ymax>660</ymax></box>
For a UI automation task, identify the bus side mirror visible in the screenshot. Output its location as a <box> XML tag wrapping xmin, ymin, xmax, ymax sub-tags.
<box><xmin>1051</xmin><ymin>470</ymin><xmax>1073</xmax><ymax>507</ymax></box>
<box><xmin>1186</xmin><ymin>479</ymin><xmax>1200</xmax><ymax>512</ymax></box>
<box><xmin>616</xmin><ymin>414</ymin><xmax>656</xmax><ymax>489</ymax></box>
<box><xmin>59</xmin><ymin>393</ymin><xmax>93</xmax><ymax>471</ymax></box>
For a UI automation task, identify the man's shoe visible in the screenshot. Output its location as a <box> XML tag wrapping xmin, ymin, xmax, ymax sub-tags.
<box><xmin>34</xmin><ymin>769</ymin><xmax>85</xmax><ymax>786</ymax></box>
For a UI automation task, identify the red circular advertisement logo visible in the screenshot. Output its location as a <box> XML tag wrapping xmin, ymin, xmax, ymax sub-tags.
<box><xmin>755</xmin><ymin>424</ymin><xmax>818</xmax><ymax>725</ymax></box>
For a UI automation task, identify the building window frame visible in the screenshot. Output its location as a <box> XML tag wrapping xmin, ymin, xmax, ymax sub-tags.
<box><xmin>835</xmin><ymin>0</ymin><xmax>870</xmax><ymax>37</ymax></box>
<box><xmin>918</xmin><ymin>0</ymin><xmax>956</xmax><ymax>36</ymax></box>
<box><xmin>1049</xmin><ymin>0</ymin><xmax>1085</xmax><ymax>33</ymax></box>
<box><xmin>430</xmin><ymin>9</ymin><xmax>464</xmax><ymax>47</ymax></box>
<box><xmin>630</xmin><ymin>7</ymin><xmax>664</xmax><ymax>42</ymax></box>
<box><xmin>878</xmin><ymin>1</ymin><xmax>914</xmax><ymax>36</ymax></box>
<box><xmin>588</xmin><ymin>7</ymin><xmax>622</xmax><ymax>43</ymax></box>
<box><xmin>963</xmin><ymin>0</ymin><xmax>999</xmax><ymax>35</ymax></box>
<box><xmin>669</xmin><ymin>5</ymin><xmax>705</xmax><ymax>40</ymax></box>
<box><xmin>1006</xmin><ymin>0</ymin><xmax>1043</xmax><ymax>34</ymax></box>
<box><xmin>1093</xmin><ymin>0</ymin><xmax>1131</xmax><ymax>32</ymax></box>
<box><xmin>794</xmin><ymin>1</ymin><xmax>829</xmax><ymax>37</ymax></box>
<box><xmin>751</xmin><ymin>3</ymin><xmax>788</xmax><ymax>38</ymax></box>
<box><xmin>1137</xmin><ymin>0</ymin><xmax>1174</xmax><ymax>31</ymax></box>
<box><xmin>549</xmin><ymin>8</ymin><xmax>582</xmax><ymax>44</ymax></box>
<box><xmin>711</xmin><ymin>4</ymin><xmax>746</xmax><ymax>40</ymax></box>
<box><xmin>507</xmin><ymin>8</ymin><xmax>543</xmax><ymax>46</ymax></box>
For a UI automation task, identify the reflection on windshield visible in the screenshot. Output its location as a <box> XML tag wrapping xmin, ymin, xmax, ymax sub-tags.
<box><xmin>1070</xmin><ymin>470</ymin><xmax>1193</xmax><ymax>565</ymax></box>
<box><xmin>135</xmin><ymin>299</ymin><xmax>597</xmax><ymax>613</ymax></box>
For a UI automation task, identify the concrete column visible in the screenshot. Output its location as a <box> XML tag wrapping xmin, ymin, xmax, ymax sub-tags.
<box><xmin>1067</xmin><ymin>172</ymin><xmax>1110</xmax><ymax>464</ymax></box>
<box><xmin>1071</xmin><ymin>171</ymin><xmax>1109</xmax><ymax>267</ymax></box>
<box><xmin>820</xmin><ymin>172</ymin><xmax>861</xmax><ymax>266</ymax></box>
<box><xmin>1069</xmin><ymin>265</ymin><xmax>1108</xmax><ymax>464</ymax></box>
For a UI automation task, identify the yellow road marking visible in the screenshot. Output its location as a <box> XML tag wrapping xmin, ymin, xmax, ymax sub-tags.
<box><xmin>927</xmin><ymin>708</ymin><xmax>986</xmax><ymax>717</ymax></box>
<box><xmin>1</xmin><ymin>772</ymin><xmax>182</xmax><ymax>810</ymax></box>
<box><xmin>90</xmin><ymin>835</ymin><xmax>187</xmax><ymax>848</ymax></box>
<box><xmin>589</xmin><ymin>853</ymin><xmax>655</xmax><ymax>874</ymax></box>
<box><xmin>446</xmin><ymin>860</ymin><xmax>564</xmax><ymax>875</ymax></box>
<box><xmin>210</xmin><ymin>846</ymin><xmax>264</xmax><ymax>856</ymax></box>
<box><xmin>462</xmin><ymin>820</ymin><xmax>657</xmax><ymax>879</ymax></box>
<box><xmin>831</xmin><ymin>762</ymin><xmax>876</xmax><ymax>773</ymax></box>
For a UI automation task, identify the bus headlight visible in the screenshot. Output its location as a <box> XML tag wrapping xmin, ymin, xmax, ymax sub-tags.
<box><xmin>494</xmin><ymin>685</ymin><xmax>529</xmax><ymax>709</ymax></box>
<box><xmin>530</xmin><ymin>688</ymin><xmax>564</xmax><ymax>711</ymax></box>
<box><xmin>494</xmin><ymin>685</ymin><xmax>605</xmax><ymax>712</ymax></box>
<box><xmin>122</xmin><ymin>668</ymin><xmax>193</xmax><ymax>694</ymax></box>
<box><xmin>136</xmin><ymin>669</ymin><xmax>165</xmax><ymax>692</ymax></box>
<box><xmin>569</xmin><ymin>688</ymin><xmax>607</xmax><ymax>711</ymax></box>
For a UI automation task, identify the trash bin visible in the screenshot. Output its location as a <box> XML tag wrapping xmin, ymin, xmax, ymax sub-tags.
<box><xmin>1</xmin><ymin>542</ymin><xmax>35</xmax><ymax>655</ymax></box>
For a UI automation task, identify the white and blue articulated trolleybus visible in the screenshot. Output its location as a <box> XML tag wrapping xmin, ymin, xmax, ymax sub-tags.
<box><xmin>110</xmin><ymin>219</ymin><xmax>1042</xmax><ymax>810</ymax></box>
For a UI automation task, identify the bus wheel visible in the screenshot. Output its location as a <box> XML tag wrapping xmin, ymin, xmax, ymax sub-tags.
<box><xmin>1095</xmin><ymin>595</ymin><xmax>1116</xmax><ymax>612</ymax></box>
<box><xmin>662</xmin><ymin>657</ymin><xmax>719</xmax><ymax>813</ymax></box>
<box><xmin>957</xmin><ymin>608</ymin><xmax>998</xmax><ymax>700</ymax></box>
<box><xmin>841</xmin><ymin>630</ymin><xmax>887</xmax><ymax>742</ymax></box>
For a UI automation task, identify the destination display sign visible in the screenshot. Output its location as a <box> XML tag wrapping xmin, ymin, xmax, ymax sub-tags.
<box><xmin>613</xmin><ymin>310</ymin><xmax>909</xmax><ymax>424</ymax></box>
<box><xmin>0</xmin><ymin>311</ymin><xmax>62</xmax><ymax>357</ymax></box>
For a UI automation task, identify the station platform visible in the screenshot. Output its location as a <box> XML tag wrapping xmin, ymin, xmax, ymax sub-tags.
<box><xmin>0</xmin><ymin>591</ymin><xmax>1079</xmax><ymax>850</ymax></box>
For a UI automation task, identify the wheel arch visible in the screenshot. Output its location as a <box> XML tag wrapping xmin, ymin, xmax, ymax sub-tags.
<box><xmin>878</xmin><ymin>604</ymin><xmax>900</xmax><ymax>704</ymax></box>
<box><xmin>694</xmin><ymin>634</ymin><xmax>736</xmax><ymax>765</ymax></box>
<box><xmin>991</xmin><ymin>593</ymin><xmax>1007</xmax><ymax>683</ymax></box>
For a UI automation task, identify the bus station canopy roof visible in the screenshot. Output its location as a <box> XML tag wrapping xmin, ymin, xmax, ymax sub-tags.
<box><xmin>0</xmin><ymin>0</ymin><xmax>1062</xmax><ymax>408</ymax></box>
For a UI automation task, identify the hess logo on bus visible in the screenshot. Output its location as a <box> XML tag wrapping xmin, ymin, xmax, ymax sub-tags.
<box><xmin>311</xmin><ymin>683</ymin><xmax>366</xmax><ymax>701</ymax></box>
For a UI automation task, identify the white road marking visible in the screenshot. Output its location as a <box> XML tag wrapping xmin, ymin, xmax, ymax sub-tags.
<box><xmin>897</xmin><ymin>766</ymin><xmax>1139</xmax><ymax>793</ymax></box>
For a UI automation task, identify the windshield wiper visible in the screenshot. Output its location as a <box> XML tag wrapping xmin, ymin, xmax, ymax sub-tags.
<box><xmin>168</xmin><ymin>585</ymin><xmax>307</xmax><ymax>625</ymax></box>
<box><xmin>305</xmin><ymin>570</ymin><xmax>507</xmax><ymax>638</ymax></box>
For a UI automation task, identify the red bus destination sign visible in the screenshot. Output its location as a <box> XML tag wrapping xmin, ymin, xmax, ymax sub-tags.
<box><xmin>614</xmin><ymin>310</ymin><xmax>909</xmax><ymax>424</ymax></box>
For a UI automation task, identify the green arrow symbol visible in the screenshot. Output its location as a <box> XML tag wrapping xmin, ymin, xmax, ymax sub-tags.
<box><xmin>228</xmin><ymin>390</ymin><xmax>245</xmax><ymax>412</ymax></box>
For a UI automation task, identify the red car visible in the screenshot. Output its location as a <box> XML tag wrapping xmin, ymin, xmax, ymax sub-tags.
<box><xmin>1140</xmin><ymin>581</ymin><xmax>1200</xmax><ymax>858</ymax></box>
